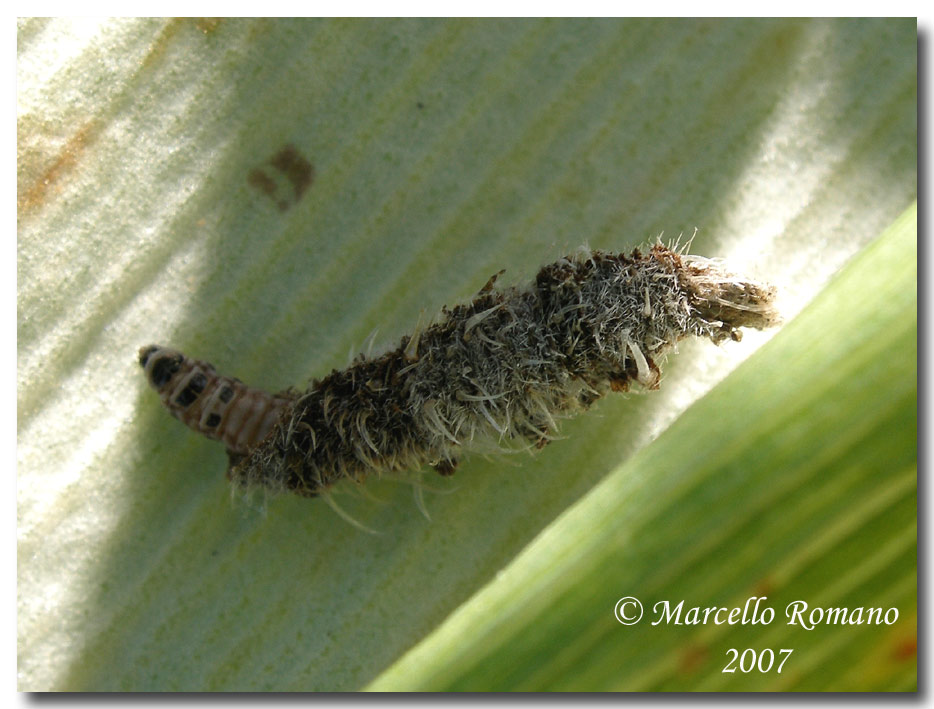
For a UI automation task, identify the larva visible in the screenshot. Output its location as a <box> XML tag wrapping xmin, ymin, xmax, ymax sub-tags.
<box><xmin>138</xmin><ymin>345</ymin><xmax>295</xmax><ymax>467</ymax></box>
<box><xmin>140</xmin><ymin>244</ymin><xmax>778</xmax><ymax>497</ymax></box>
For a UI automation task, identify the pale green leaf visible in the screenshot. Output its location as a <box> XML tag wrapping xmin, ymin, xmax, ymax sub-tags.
<box><xmin>18</xmin><ymin>19</ymin><xmax>916</xmax><ymax>691</ymax></box>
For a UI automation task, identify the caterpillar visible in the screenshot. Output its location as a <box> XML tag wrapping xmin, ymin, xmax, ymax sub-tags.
<box><xmin>139</xmin><ymin>244</ymin><xmax>778</xmax><ymax>498</ymax></box>
<box><xmin>138</xmin><ymin>345</ymin><xmax>295</xmax><ymax>468</ymax></box>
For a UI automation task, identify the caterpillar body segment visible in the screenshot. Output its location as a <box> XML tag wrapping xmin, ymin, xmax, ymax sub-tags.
<box><xmin>140</xmin><ymin>245</ymin><xmax>778</xmax><ymax>498</ymax></box>
<box><xmin>138</xmin><ymin>345</ymin><xmax>295</xmax><ymax>459</ymax></box>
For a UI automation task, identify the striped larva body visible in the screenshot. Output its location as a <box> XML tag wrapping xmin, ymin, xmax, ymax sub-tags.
<box><xmin>140</xmin><ymin>245</ymin><xmax>778</xmax><ymax>497</ymax></box>
<box><xmin>138</xmin><ymin>345</ymin><xmax>294</xmax><ymax>462</ymax></box>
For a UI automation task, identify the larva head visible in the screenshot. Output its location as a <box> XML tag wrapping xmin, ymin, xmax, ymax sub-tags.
<box><xmin>655</xmin><ymin>246</ymin><xmax>780</xmax><ymax>341</ymax></box>
<box><xmin>139</xmin><ymin>344</ymin><xmax>185</xmax><ymax>392</ymax></box>
<box><xmin>652</xmin><ymin>245</ymin><xmax>781</xmax><ymax>342</ymax></box>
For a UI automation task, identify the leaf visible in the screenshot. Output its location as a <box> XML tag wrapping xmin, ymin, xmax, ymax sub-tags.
<box><xmin>17</xmin><ymin>19</ymin><xmax>916</xmax><ymax>691</ymax></box>
<box><xmin>368</xmin><ymin>203</ymin><xmax>917</xmax><ymax>691</ymax></box>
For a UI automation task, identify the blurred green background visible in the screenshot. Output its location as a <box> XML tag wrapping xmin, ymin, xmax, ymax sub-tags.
<box><xmin>18</xmin><ymin>18</ymin><xmax>916</xmax><ymax>690</ymax></box>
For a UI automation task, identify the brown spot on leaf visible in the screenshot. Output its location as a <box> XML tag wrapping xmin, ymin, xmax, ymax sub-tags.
<box><xmin>752</xmin><ymin>575</ymin><xmax>775</xmax><ymax>597</ymax></box>
<box><xmin>248</xmin><ymin>144</ymin><xmax>315</xmax><ymax>211</ymax></box>
<box><xmin>678</xmin><ymin>643</ymin><xmax>708</xmax><ymax>675</ymax></box>
<box><xmin>892</xmin><ymin>635</ymin><xmax>917</xmax><ymax>661</ymax></box>
<box><xmin>248</xmin><ymin>168</ymin><xmax>277</xmax><ymax>197</ymax></box>
<box><xmin>18</xmin><ymin>119</ymin><xmax>98</xmax><ymax>216</ymax></box>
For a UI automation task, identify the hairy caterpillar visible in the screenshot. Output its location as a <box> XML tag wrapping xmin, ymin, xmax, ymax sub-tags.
<box><xmin>139</xmin><ymin>244</ymin><xmax>778</xmax><ymax>497</ymax></box>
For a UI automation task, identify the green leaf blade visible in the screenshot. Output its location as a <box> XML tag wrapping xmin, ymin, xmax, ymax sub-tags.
<box><xmin>18</xmin><ymin>19</ymin><xmax>915</xmax><ymax>691</ymax></box>
<box><xmin>368</xmin><ymin>204</ymin><xmax>917</xmax><ymax>691</ymax></box>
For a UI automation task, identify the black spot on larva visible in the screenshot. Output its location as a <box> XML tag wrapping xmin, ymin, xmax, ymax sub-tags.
<box><xmin>189</xmin><ymin>372</ymin><xmax>207</xmax><ymax>394</ymax></box>
<box><xmin>150</xmin><ymin>354</ymin><xmax>182</xmax><ymax>389</ymax></box>
<box><xmin>174</xmin><ymin>388</ymin><xmax>197</xmax><ymax>408</ymax></box>
<box><xmin>219</xmin><ymin>386</ymin><xmax>234</xmax><ymax>403</ymax></box>
<box><xmin>175</xmin><ymin>372</ymin><xmax>208</xmax><ymax>407</ymax></box>
<box><xmin>138</xmin><ymin>345</ymin><xmax>159</xmax><ymax>368</ymax></box>
<box><xmin>205</xmin><ymin>413</ymin><xmax>221</xmax><ymax>428</ymax></box>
